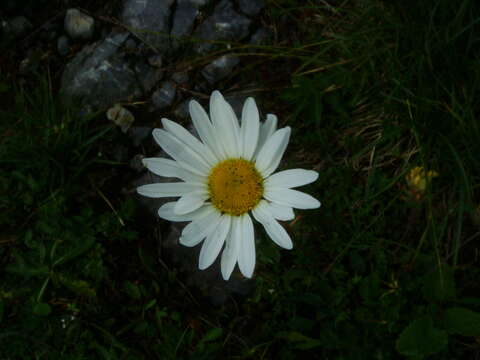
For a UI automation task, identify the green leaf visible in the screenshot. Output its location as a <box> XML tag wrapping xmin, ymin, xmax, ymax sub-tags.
<box><xmin>124</xmin><ymin>281</ymin><xmax>141</xmax><ymax>299</ymax></box>
<box><xmin>0</xmin><ymin>299</ymin><xmax>4</xmax><ymax>323</ymax></box>
<box><xmin>58</xmin><ymin>275</ymin><xmax>96</xmax><ymax>298</ymax></box>
<box><xmin>0</xmin><ymin>82</ymin><xmax>9</xmax><ymax>93</ymax></box>
<box><xmin>5</xmin><ymin>252</ymin><xmax>49</xmax><ymax>278</ymax></box>
<box><xmin>52</xmin><ymin>235</ymin><xmax>95</xmax><ymax>267</ymax></box>
<box><xmin>359</xmin><ymin>272</ymin><xmax>381</xmax><ymax>304</ymax></box>
<box><xmin>33</xmin><ymin>302</ymin><xmax>51</xmax><ymax>316</ymax></box>
<box><xmin>396</xmin><ymin>315</ymin><xmax>448</xmax><ymax>358</ymax></box>
<box><xmin>200</xmin><ymin>328</ymin><xmax>223</xmax><ymax>343</ymax></box>
<box><xmin>444</xmin><ymin>307</ymin><xmax>480</xmax><ymax>336</ymax></box>
<box><xmin>422</xmin><ymin>264</ymin><xmax>456</xmax><ymax>303</ymax></box>
<box><xmin>277</xmin><ymin>331</ymin><xmax>323</xmax><ymax>350</ymax></box>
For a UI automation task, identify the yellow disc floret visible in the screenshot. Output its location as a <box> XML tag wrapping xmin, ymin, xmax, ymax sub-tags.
<box><xmin>208</xmin><ymin>158</ymin><xmax>264</xmax><ymax>216</ymax></box>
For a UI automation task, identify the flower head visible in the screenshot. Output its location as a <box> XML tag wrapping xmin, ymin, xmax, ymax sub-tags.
<box><xmin>137</xmin><ymin>91</ymin><xmax>321</xmax><ymax>280</ymax></box>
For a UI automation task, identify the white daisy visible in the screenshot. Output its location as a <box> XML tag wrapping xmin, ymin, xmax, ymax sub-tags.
<box><xmin>137</xmin><ymin>91</ymin><xmax>321</xmax><ymax>280</ymax></box>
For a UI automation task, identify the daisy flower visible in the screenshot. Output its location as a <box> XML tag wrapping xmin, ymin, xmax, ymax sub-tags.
<box><xmin>137</xmin><ymin>91</ymin><xmax>321</xmax><ymax>280</ymax></box>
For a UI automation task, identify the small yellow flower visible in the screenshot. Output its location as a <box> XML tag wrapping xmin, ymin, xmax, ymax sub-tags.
<box><xmin>405</xmin><ymin>166</ymin><xmax>438</xmax><ymax>193</ymax></box>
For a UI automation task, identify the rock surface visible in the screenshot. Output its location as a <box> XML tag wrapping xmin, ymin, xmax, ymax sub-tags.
<box><xmin>64</xmin><ymin>8</ymin><xmax>95</xmax><ymax>40</ymax></box>
<box><xmin>61</xmin><ymin>32</ymin><xmax>142</xmax><ymax>111</ymax></box>
<box><xmin>201</xmin><ymin>55</ymin><xmax>240</xmax><ymax>84</ymax></box>
<box><xmin>171</xmin><ymin>0</ymin><xmax>199</xmax><ymax>47</ymax></box>
<box><xmin>237</xmin><ymin>0</ymin><xmax>265</xmax><ymax>16</ymax></box>
<box><xmin>193</xmin><ymin>0</ymin><xmax>251</xmax><ymax>54</ymax></box>
<box><xmin>120</xmin><ymin>0</ymin><xmax>174</xmax><ymax>51</ymax></box>
<box><xmin>151</xmin><ymin>81</ymin><xmax>177</xmax><ymax>110</ymax></box>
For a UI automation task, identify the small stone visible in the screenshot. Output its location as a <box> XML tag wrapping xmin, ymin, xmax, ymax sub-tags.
<box><xmin>6</xmin><ymin>16</ymin><xmax>32</xmax><ymax>38</ymax></box>
<box><xmin>57</xmin><ymin>35</ymin><xmax>70</xmax><ymax>56</ymax></box>
<box><xmin>237</xmin><ymin>0</ymin><xmax>265</xmax><ymax>16</ymax></box>
<box><xmin>124</xmin><ymin>38</ymin><xmax>138</xmax><ymax>51</ymax></box>
<box><xmin>171</xmin><ymin>71</ymin><xmax>189</xmax><ymax>84</ymax></box>
<box><xmin>106</xmin><ymin>104</ymin><xmax>135</xmax><ymax>133</ymax></box>
<box><xmin>64</xmin><ymin>9</ymin><xmax>95</xmax><ymax>40</ymax></box>
<box><xmin>135</xmin><ymin>60</ymin><xmax>163</xmax><ymax>92</ymax></box>
<box><xmin>148</xmin><ymin>54</ymin><xmax>163</xmax><ymax>68</ymax></box>
<box><xmin>178</xmin><ymin>0</ymin><xmax>210</xmax><ymax>6</ymax></box>
<box><xmin>201</xmin><ymin>55</ymin><xmax>240</xmax><ymax>84</ymax></box>
<box><xmin>193</xmin><ymin>0</ymin><xmax>251</xmax><ymax>54</ymax></box>
<box><xmin>173</xmin><ymin>99</ymin><xmax>191</xmax><ymax>119</ymax></box>
<box><xmin>129</xmin><ymin>154</ymin><xmax>146</xmax><ymax>172</ymax></box>
<box><xmin>120</xmin><ymin>0</ymin><xmax>174</xmax><ymax>51</ymax></box>
<box><xmin>151</xmin><ymin>81</ymin><xmax>176</xmax><ymax>110</ymax></box>
<box><xmin>171</xmin><ymin>0</ymin><xmax>198</xmax><ymax>45</ymax></box>
<box><xmin>61</xmin><ymin>32</ymin><xmax>142</xmax><ymax>112</ymax></box>
<box><xmin>249</xmin><ymin>27</ymin><xmax>269</xmax><ymax>46</ymax></box>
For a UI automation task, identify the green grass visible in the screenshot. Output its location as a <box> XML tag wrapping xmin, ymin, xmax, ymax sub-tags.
<box><xmin>1</xmin><ymin>0</ymin><xmax>480</xmax><ymax>358</ymax></box>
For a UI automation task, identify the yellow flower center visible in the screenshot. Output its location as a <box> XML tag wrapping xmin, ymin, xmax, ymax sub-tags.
<box><xmin>208</xmin><ymin>158</ymin><xmax>264</xmax><ymax>216</ymax></box>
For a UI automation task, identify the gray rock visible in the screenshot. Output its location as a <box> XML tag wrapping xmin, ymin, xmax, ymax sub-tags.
<box><xmin>171</xmin><ymin>71</ymin><xmax>189</xmax><ymax>84</ymax></box>
<box><xmin>124</xmin><ymin>38</ymin><xmax>138</xmax><ymax>51</ymax></box>
<box><xmin>249</xmin><ymin>27</ymin><xmax>269</xmax><ymax>46</ymax></box>
<box><xmin>129</xmin><ymin>154</ymin><xmax>146</xmax><ymax>172</ymax></box>
<box><xmin>171</xmin><ymin>0</ymin><xmax>198</xmax><ymax>46</ymax></box>
<box><xmin>201</xmin><ymin>54</ymin><xmax>240</xmax><ymax>84</ymax></box>
<box><xmin>147</xmin><ymin>54</ymin><xmax>163</xmax><ymax>68</ymax></box>
<box><xmin>120</xmin><ymin>0</ymin><xmax>174</xmax><ymax>51</ymax></box>
<box><xmin>173</xmin><ymin>99</ymin><xmax>191</xmax><ymax>119</ymax></box>
<box><xmin>193</xmin><ymin>0</ymin><xmax>251</xmax><ymax>54</ymax></box>
<box><xmin>3</xmin><ymin>16</ymin><xmax>32</xmax><ymax>38</ymax></box>
<box><xmin>134</xmin><ymin>60</ymin><xmax>163</xmax><ymax>91</ymax></box>
<box><xmin>64</xmin><ymin>9</ymin><xmax>95</xmax><ymax>40</ymax></box>
<box><xmin>237</xmin><ymin>0</ymin><xmax>265</xmax><ymax>16</ymax></box>
<box><xmin>61</xmin><ymin>32</ymin><xmax>143</xmax><ymax>112</ymax></box>
<box><xmin>57</xmin><ymin>35</ymin><xmax>70</xmax><ymax>56</ymax></box>
<box><xmin>178</xmin><ymin>0</ymin><xmax>210</xmax><ymax>7</ymax></box>
<box><xmin>151</xmin><ymin>81</ymin><xmax>176</xmax><ymax>109</ymax></box>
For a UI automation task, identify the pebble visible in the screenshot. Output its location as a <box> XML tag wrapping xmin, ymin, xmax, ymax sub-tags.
<box><xmin>148</xmin><ymin>54</ymin><xmax>163</xmax><ymax>68</ymax></box>
<box><xmin>151</xmin><ymin>81</ymin><xmax>177</xmax><ymax>110</ymax></box>
<box><xmin>238</xmin><ymin>0</ymin><xmax>265</xmax><ymax>17</ymax></box>
<box><xmin>64</xmin><ymin>8</ymin><xmax>95</xmax><ymax>40</ymax></box>
<box><xmin>201</xmin><ymin>55</ymin><xmax>240</xmax><ymax>84</ymax></box>
<box><xmin>57</xmin><ymin>35</ymin><xmax>70</xmax><ymax>56</ymax></box>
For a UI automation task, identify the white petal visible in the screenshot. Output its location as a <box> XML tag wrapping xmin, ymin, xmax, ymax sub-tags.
<box><xmin>189</xmin><ymin>100</ymin><xmax>226</xmax><ymax>159</ymax></box>
<box><xmin>180</xmin><ymin>207</ymin><xmax>221</xmax><ymax>247</ymax></box>
<box><xmin>252</xmin><ymin>200</ymin><xmax>293</xmax><ymax>249</ymax></box>
<box><xmin>237</xmin><ymin>214</ymin><xmax>255</xmax><ymax>278</ymax></box>
<box><xmin>265</xmin><ymin>169</ymin><xmax>319</xmax><ymax>188</ymax></box>
<box><xmin>174</xmin><ymin>191</ymin><xmax>209</xmax><ymax>215</ymax></box>
<box><xmin>265</xmin><ymin>201</ymin><xmax>295</xmax><ymax>221</ymax></box>
<box><xmin>158</xmin><ymin>202</ymin><xmax>211</xmax><ymax>222</ymax></box>
<box><xmin>255</xmin><ymin>127</ymin><xmax>291</xmax><ymax>177</ymax></box>
<box><xmin>152</xmin><ymin>129</ymin><xmax>210</xmax><ymax>176</ymax></box>
<box><xmin>137</xmin><ymin>182</ymin><xmax>201</xmax><ymax>198</ymax></box>
<box><xmin>264</xmin><ymin>187</ymin><xmax>321</xmax><ymax>209</ymax></box>
<box><xmin>240</xmin><ymin>97</ymin><xmax>260</xmax><ymax>160</ymax></box>
<box><xmin>161</xmin><ymin>118</ymin><xmax>218</xmax><ymax>165</ymax></box>
<box><xmin>142</xmin><ymin>157</ymin><xmax>205</xmax><ymax>183</ymax></box>
<box><xmin>221</xmin><ymin>216</ymin><xmax>241</xmax><ymax>280</ymax></box>
<box><xmin>210</xmin><ymin>91</ymin><xmax>240</xmax><ymax>158</ymax></box>
<box><xmin>254</xmin><ymin>114</ymin><xmax>278</xmax><ymax>158</ymax></box>
<box><xmin>198</xmin><ymin>215</ymin><xmax>231</xmax><ymax>270</ymax></box>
